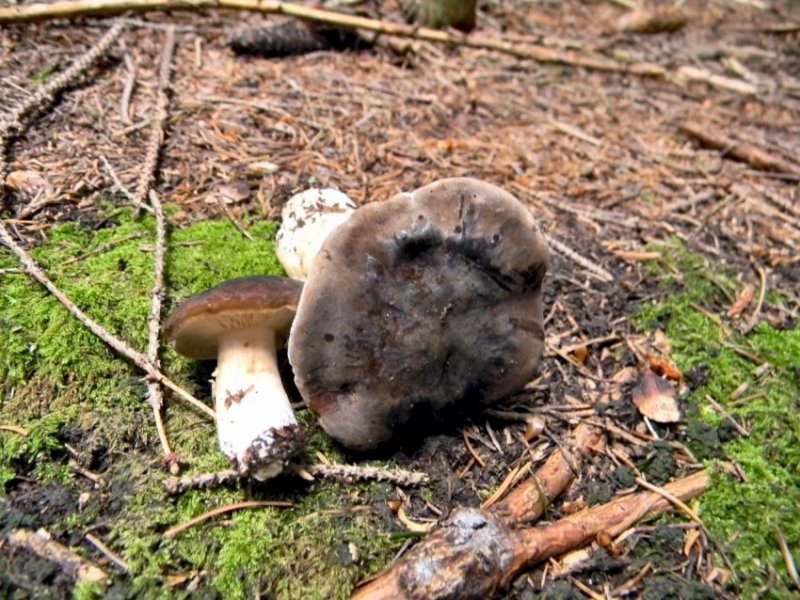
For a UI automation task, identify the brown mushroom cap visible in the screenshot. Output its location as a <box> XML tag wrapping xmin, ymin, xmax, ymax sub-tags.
<box><xmin>288</xmin><ymin>178</ymin><xmax>549</xmax><ymax>450</ymax></box>
<box><xmin>164</xmin><ymin>276</ymin><xmax>303</xmax><ymax>359</ymax></box>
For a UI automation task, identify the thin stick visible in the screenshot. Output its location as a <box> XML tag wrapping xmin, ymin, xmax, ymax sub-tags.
<box><xmin>0</xmin><ymin>22</ymin><xmax>124</xmax><ymax>205</ymax></box>
<box><xmin>8</xmin><ymin>529</ymin><xmax>110</xmax><ymax>584</ymax></box>
<box><xmin>305</xmin><ymin>463</ymin><xmax>429</xmax><ymax>486</ymax></box>
<box><xmin>145</xmin><ymin>189</ymin><xmax>176</xmax><ymax>468</ymax></box>
<box><xmin>0</xmin><ymin>1</ymin><xmax>665</xmax><ymax>76</ymax></box>
<box><xmin>84</xmin><ymin>532</ymin><xmax>129</xmax><ymax>573</ymax></box>
<box><xmin>164</xmin><ymin>500</ymin><xmax>293</xmax><ymax>539</ymax></box>
<box><xmin>119</xmin><ymin>42</ymin><xmax>136</xmax><ymax>125</ymax></box>
<box><xmin>163</xmin><ymin>462</ymin><xmax>430</xmax><ymax>495</ymax></box>
<box><xmin>0</xmin><ymin>221</ymin><xmax>214</xmax><ymax>419</ymax></box>
<box><xmin>680</xmin><ymin>121</ymin><xmax>799</xmax><ymax>175</ymax></box>
<box><xmin>634</xmin><ymin>476</ymin><xmax>705</xmax><ymax>527</ymax></box>
<box><xmin>139</xmin><ymin>26</ymin><xmax>179</xmax><ymax>470</ymax></box>
<box><xmin>491</xmin><ymin>424</ymin><xmax>603</xmax><ymax>525</ymax></box>
<box><xmin>545</xmin><ymin>234</ymin><xmax>614</xmax><ymax>283</ymax></box>
<box><xmin>705</xmin><ymin>395</ymin><xmax>749</xmax><ymax>437</ymax></box>
<box><xmin>774</xmin><ymin>526</ymin><xmax>800</xmax><ymax>589</ymax></box>
<box><xmin>133</xmin><ymin>26</ymin><xmax>174</xmax><ymax>214</ymax></box>
<box><xmin>0</xmin><ymin>424</ymin><xmax>29</xmax><ymax>435</ymax></box>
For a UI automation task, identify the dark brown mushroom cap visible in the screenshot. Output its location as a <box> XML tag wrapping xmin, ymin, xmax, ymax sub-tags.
<box><xmin>288</xmin><ymin>178</ymin><xmax>549</xmax><ymax>450</ymax></box>
<box><xmin>164</xmin><ymin>276</ymin><xmax>303</xmax><ymax>359</ymax></box>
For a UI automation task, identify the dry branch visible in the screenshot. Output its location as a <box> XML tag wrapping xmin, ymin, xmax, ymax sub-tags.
<box><xmin>134</xmin><ymin>26</ymin><xmax>175</xmax><ymax>212</ymax></box>
<box><xmin>145</xmin><ymin>189</ymin><xmax>175</xmax><ymax>467</ymax></box>
<box><xmin>0</xmin><ymin>0</ymin><xmax>665</xmax><ymax>76</ymax></box>
<box><xmin>680</xmin><ymin>121</ymin><xmax>799</xmax><ymax>174</ymax></box>
<box><xmin>0</xmin><ymin>22</ymin><xmax>124</xmax><ymax>207</ymax></box>
<box><xmin>140</xmin><ymin>25</ymin><xmax>178</xmax><ymax>471</ymax></box>
<box><xmin>545</xmin><ymin>234</ymin><xmax>614</xmax><ymax>283</ymax></box>
<box><xmin>491</xmin><ymin>424</ymin><xmax>603</xmax><ymax>526</ymax></box>
<box><xmin>8</xmin><ymin>529</ymin><xmax>110</xmax><ymax>585</ymax></box>
<box><xmin>0</xmin><ymin>221</ymin><xmax>214</xmax><ymax>419</ymax></box>
<box><xmin>354</xmin><ymin>471</ymin><xmax>709</xmax><ymax>599</ymax></box>
<box><xmin>163</xmin><ymin>462</ymin><xmax>430</xmax><ymax>495</ymax></box>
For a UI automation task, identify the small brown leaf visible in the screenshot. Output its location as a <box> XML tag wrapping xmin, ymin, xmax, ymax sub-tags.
<box><xmin>216</xmin><ymin>181</ymin><xmax>252</xmax><ymax>204</ymax></box>
<box><xmin>6</xmin><ymin>170</ymin><xmax>47</xmax><ymax>196</ymax></box>
<box><xmin>728</xmin><ymin>284</ymin><xmax>755</xmax><ymax>319</ymax></box>
<box><xmin>612</xmin><ymin>366</ymin><xmax>637</xmax><ymax>383</ymax></box>
<box><xmin>632</xmin><ymin>370</ymin><xmax>681</xmax><ymax>423</ymax></box>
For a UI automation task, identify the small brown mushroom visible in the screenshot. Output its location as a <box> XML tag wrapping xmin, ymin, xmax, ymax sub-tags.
<box><xmin>164</xmin><ymin>276</ymin><xmax>304</xmax><ymax>479</ymax></box>
<box><xmin>288</xmin><ymin>178</ymin><xmax>549</xmax><ymax>450</ymax></box>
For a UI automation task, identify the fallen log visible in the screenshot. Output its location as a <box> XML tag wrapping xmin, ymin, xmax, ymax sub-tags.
<box><xmin>354</xmin><ymin>470</ymin><xmax>710</xmax><ymax>600</ymax></box>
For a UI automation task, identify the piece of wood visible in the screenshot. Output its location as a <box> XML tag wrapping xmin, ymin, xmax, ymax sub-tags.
<box><xmin>0</xmin><ymin>0</ymin><xmax>665</xmax><ymax>76</ymax></box>
<box><xmin>8</xmin><ymin>529</ymin><xmax>110</xmax><ymax>585</ymax></box>
<box><xmin>680</xmin><ymin>121</ymin><xmax>799</xmax><ymax>174</ymax></box>
<box><xmin>491</xmin><ymin>423</ymin><xmax>603</xmax><ymax>526</ymax></box>
<box><xmin>353</xmin><ymin>471</ymin><xmax>709</xmax><ymax>599</ymax></box>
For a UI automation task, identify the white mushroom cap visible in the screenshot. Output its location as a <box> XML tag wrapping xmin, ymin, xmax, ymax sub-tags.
<box><xmin>276</xmin><ymin>188</ymin><xmax>357</xmax><ymax>280</ymax></box>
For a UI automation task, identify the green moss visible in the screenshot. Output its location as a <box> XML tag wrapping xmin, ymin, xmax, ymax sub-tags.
<box><xmin>0</xmin><ymin>212</ymin><xmax>404</xmax><ymax>598</ymax></box>
<box><xmin>634</xmin><ymin>242</ymin><xmax>800</xmax><ymax>597</ymax></box>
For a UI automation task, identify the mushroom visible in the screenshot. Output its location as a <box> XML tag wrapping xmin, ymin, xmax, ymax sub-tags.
<box><xmin>164</xmin><ymin>276</ymin><xmax>305</xmax><ymax>479</ymax></box>
<box><xmin>288</xmin><ymin>178</ymin><xmax>549</xmax><ymax>450</ymax></box>
<box><xmin>275</xmin><ymin>188</ymin><xmax>357</xmax><ymax>280</ymax></box>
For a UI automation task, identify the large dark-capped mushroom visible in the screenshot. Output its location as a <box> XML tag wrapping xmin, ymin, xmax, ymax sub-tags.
<box><xmin>288</xmin><ymin>178</ymin><xmax>549</xmax><ymax>450</ymax></box>
<box><xmin>164</xmin><ymin>276</ymin><xmax>304</xmax><ymax>479</ymax></box>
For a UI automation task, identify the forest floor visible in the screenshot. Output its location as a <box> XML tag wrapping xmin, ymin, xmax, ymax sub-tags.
<box><xmin>1</xmin><ymin>1</ymin><xmax>799</xmax><ymax>598</ymax></box>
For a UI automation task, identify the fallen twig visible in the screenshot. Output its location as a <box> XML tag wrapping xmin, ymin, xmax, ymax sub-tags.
<box><xmin>705</xmin><ymin>395</ymin><xmax>749</xmax><ymax>437</ymax></box>
<box><xmin>306</xmin><ymin>462</ymin><xmax>430</xmax><ymax>486</ymax></box>
<box><xmin>680</xmin><ymin>121</ymin><xmax>800</xmax><ymax>174</ymax></box>
<box><xmin>134</xmin><ymin>26</ymin><xmax>174</xmax><ymax>213</ymax></box>
<box><xmin>0</xmin><ymin>221</ymin><xmax>214</xmax><ymax>419</ymax></box>
<box><xmin>164</xmin><ymin>500</ymin><xmax>293</xmax><ymax>539</ymax></box>
<box><xmin>146</xmin><ymin>189</ymin><xmax>177</xmax><ymax>471</ymax></box>
<box><xmin>8</xmin><ymin>528</ymin><xmax>110</xmax><ymax>585</ymax></box>
<box><xmin>0</xmin><ymin>22</ymin><xmax>124</xmax><ymax>207</ymax></box>
<box><xmin>490</xmin><ymin>424</ymin><xmax>603</xmax><ymax>525</ymax></box>
<box><xmin>774</xmin><ymin>526</ymin><xmax>800</xmax><ymax>589</ymax></box>
<box><xmin>545</xmin><ymin>234</ymin><xmax>614</xmax><ymax>283</ymax></box>
<box><xmin>674</xmin><ymin>65</ymin><xmax>758</xmax><ymax>96</ymax></box>
<box><xmin>354</xmin><ymin>471</ymin><xmax>709</xmax><ymax>599</ymax></box>
<box><xmin>118</xmin><ymin>41</ymin><xmax>136</xmax><ymax>125</ymax></box>
<box><xmin>139</xmin><ymin>26</ymin><xmax>180</xmax><ymax>473</ymax></box>
<box><xmin>84</xmin><ymin>532</ymin><xmax>129</xmax><ymax>573</ymax></box>
<box><xmin>0</xmin><ymin>1</ymin><xmax>665</xmax><ymax>76</ymax></box>
<box><xmin>0</xmin><ymin>424</ymin><xmax>29</xmax><ymax>435</ymax></box>
<box><xmin>164</xmin><ymin>462</ymin><xmax>430</xmax><ymax>495</ymax></box>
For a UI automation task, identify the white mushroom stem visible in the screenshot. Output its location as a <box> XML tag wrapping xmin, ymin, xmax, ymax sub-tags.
<box><xmin>212</xmin><ymin>326</ymin><xmax>297</xmax><ymax>480</ymax></box>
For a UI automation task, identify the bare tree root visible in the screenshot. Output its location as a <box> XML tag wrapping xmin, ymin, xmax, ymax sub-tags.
<box><xmin>353</xmin><ymin>470</ymin><xmax>710</xmax><ymax>600</ymax></box>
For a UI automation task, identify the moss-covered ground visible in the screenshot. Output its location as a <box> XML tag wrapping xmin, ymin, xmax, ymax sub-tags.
<box><xmin>1</xmin><ymin>215</ymin><xmax>798</xmax><ymax>599</ymax></box>
<box><xmin>0</xmin><ymin>211</ymin><xmax>403</xmax><ymax>599</ymax></box>
<box><xmin>634</xmin><ymin>240</ymin><xmax>800</xmax><ymax>598</ymax></box>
